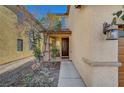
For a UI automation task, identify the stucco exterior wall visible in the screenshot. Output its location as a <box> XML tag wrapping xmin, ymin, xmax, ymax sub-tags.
<box><xmin>0</xmin><ymin>6</ymin><xmax>32</xmax><ymax>64</ymax></box>
<box><xmin>0</xmin><ymin>6</ymin><xmax>43</xmax><ymax>64</ymax></box>
<box><xmin>90</xmin><ymin>6</ymin><xmax>120</xmax><ymax>62</ymax></box>
<box><xmin>92</xmin><ymin>67</ymin><xmax>118</xmax><ymax>87</ymax></box>
<box><xmin>67</xmin><ymin>5</ymin><xmax>122</xmax><ymax>87</ymax></box>
<box><xmin>67</xmin><ymin>6</ymin><xmax>93</xmax><ymax>86</ymax></box>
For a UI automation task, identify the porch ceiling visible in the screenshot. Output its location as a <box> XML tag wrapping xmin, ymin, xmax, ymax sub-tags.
<box><xmin>49</xmin><ymin>34</ymin><xmax>70</xmax><ymax>38</ymax></box>
<box><xmin>49</xmin><ymin>29</ymin><xmax>71</xmax><ymax>38</ymax></box>
<box><xmin>49</xmin><ymin>31</ymin><xmax>71</xmax><ymax>34</ymax></box>
<box><xmin>49</xmin><ymin>31</ymin><xmax>71</xmax><ymax>38</ymax></box>
<box><xmin>42</xmin><ymin>28</ymin><xmax>71</xmax><ymax>37</ymax></box>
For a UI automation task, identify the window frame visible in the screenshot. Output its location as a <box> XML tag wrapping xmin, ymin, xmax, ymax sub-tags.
<box><xmin>17</xmin><ymin>39</ymin><xmax>23</xmax><ymax>51</ymax></box>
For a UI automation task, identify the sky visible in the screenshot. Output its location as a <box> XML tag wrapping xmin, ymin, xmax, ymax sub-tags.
<box><xmin>24</xmin><ymin>5</ymin><xmax>67</xmax><ymax>20</ymax></box>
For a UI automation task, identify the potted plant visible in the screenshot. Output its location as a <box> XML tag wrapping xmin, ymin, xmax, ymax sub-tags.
<box><xmin>113</xmin><ymin>10</ymin><xmax>124</xmax><ymax>25</ymax></box>
<box><xmin>103</xmin><ymin>9</ymin><xmax>124</xmax><ymax>40</ymax></box>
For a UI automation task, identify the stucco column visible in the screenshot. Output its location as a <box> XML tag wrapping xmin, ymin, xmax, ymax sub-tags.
<box><xmin>82</xmin><ymin>35</ymin><xmax>120</xmax><ymax>86</ymax></box>
<box><xmin>81</xmin><ymin>24</ymin><xmax>120</xmax><ymax>86</ymax></box>
<box><xmin>67</xmin><ymin>5</ymin><xmax>123</xmax><ymax>87</ymax></box>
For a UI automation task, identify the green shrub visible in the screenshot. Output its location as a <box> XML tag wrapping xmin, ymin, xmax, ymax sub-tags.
<box><xmin>51</xmin><ymin>46</ymin><xmax>59</xmax><ymax>59</ymax></box>
<box><xmin>33</xmin><ymin>47</ymin><xmax>41</xmax><ymax>62</ymax></box>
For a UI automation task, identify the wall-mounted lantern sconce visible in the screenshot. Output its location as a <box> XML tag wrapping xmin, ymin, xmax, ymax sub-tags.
<box><xmin>103</xmin><ymin>22</ymin><xmax>118</xmax><ymax>40</ymax></box>
<box><xmin>75</xmin><ymin>5</ymin><xmax>81</xmax><ymax>9</ymax></box>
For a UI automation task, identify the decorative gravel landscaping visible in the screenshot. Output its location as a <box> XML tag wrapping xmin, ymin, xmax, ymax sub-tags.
<box><xmin>0</xmin><ymin>61</ymin><xmax>60</xmax><ymax>87</ymax></box>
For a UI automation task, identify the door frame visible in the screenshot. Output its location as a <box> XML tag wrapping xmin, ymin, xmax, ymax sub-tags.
<box><xmin>61</xmin><ymin>37</ymin><xmax>69</xmax><ymax>59</ymax></box>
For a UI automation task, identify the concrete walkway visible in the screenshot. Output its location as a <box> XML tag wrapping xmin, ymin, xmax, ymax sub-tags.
<box><xmin>58</xmin><ymin>61</ymin><xmax>86</xmax><ymax>87</ymax></box>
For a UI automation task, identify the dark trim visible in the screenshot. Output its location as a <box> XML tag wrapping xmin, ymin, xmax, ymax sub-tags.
<box><xmin>42</xmin><ymin>30</ymin><xmax>72</xmax><ymax>35</ymax></box>
<box><xmin>49</xmin><ymin>31</ymin><xmax>71</xmax><ymax>35</ymax></box>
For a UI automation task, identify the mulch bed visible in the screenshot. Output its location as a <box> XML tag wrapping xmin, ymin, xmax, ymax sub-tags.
<box><xmin>0</xmin><ymin>61</ymin><xmax>61</xmax><ymax>87</ymax></box>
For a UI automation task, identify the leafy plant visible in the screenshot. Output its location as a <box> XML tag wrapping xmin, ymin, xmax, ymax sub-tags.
<box><xmin>113</xmin><ymin>10</ymin><xmax>122</xmax><ymax>17</ymax></box>
<box><xmin>33</xmin><ymin>47</ymin><xmax>41</xmax><ymax>62</ymax></box>
<box><xmin>112</xmin><ymin>9</ymin><xmax>124</xmax><ymax>25</ymax></box>
<box><xmin>27</xmin><ymin>29</ymin><xmax>42</xmax><ymax>63</ymax></box>
<box><xmin>51</xmin><ymin>45</ymin><xmax>59</xmax><ymax>59</ymax></box>
<box><xmin>121</xmin><ymin>14</ymin><xmax>124</xmax><ymax>21</ymax></box>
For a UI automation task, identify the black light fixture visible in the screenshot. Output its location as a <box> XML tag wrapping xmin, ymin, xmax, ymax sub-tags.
<box><xmin>75</xmin><ymin>5</ymin><xmax>81</xmax><ymax>9</ymax></box>
<box><xmin>103</xmin><ymin>22</ymin><xmax>118</xmax><ymax>40</ymax></box>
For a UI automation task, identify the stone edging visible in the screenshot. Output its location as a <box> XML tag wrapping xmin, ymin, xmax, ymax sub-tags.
<box><xmin>82</xmin><ymin>57</ymin><xmax>121</xmax><ymax>67</ymax></box>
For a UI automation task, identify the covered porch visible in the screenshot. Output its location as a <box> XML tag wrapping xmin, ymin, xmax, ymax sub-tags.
<box><xmin>46</xmin><ymin>29</ymin><xmax>72</xmax><ymax>61</ymax></box>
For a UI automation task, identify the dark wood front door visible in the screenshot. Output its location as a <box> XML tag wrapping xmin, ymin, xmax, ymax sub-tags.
<box><xmin>62</xmin><ymin>38</ymin><xmax>69</xmax><ymax>57</ymax></box>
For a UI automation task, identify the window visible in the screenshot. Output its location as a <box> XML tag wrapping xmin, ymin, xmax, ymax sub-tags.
<box><xmin>17</xmin><ymin>39</ymin><xmax>23</xmax><ymax>51</ymax></box>
<box><xmin>17</xmin><ymin>11</ymin><xmax>24</xmax><ymax>24</ymax></box>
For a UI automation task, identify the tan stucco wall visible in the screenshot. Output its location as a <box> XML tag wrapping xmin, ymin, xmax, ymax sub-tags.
<box><xmin>0</xmin><ymin>6</ymin><xmax>33</xmax><ymax>64</ymax></box>
<box><xmin>0</xmin><ymin>6</ymin><xmax>35</xmax><ymax>64</ymax></box>
<box><xmin>92</xmin><ymin>67</ymin><xmax>118</xmax><ymax>87</ymax></box>
<box><xmin>67</xmin><ymin>5</ymin><xmax>122</xmax><ymax>87</ymax></box>
<box><xmin>67</xmin><ymin>6</ymin><xmax>93</xmax><ymax>86</ymax></box>
<box><xmin>90</xmin><ymin>6</ymin><xmax>119</xmax><ymax>62</ymax></box>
